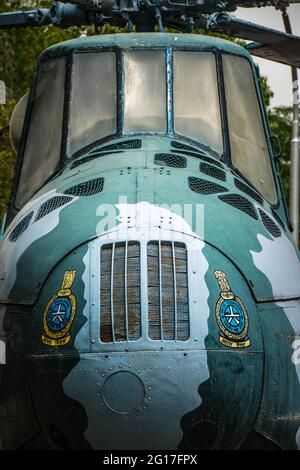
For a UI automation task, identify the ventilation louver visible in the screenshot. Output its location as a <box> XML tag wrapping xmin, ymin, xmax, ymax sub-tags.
<box><xmin>258</xmin><ymin>209</ymin><xmax>281</xmax><ymax>238</ymax></box>
<box><xmin>271</xmin><ymin>209</ymin><xmax>286</xmax><ymax>231</ymax></box>
<box><xmin>100</xmin><ymin>242</ymin><xmax>141</xmax><ymax>343</ymax></box>
<box><xmin>218</xmin><ymin>194</ymin><xmax>258</xmax><ymax>220</ymax></box>
<box><xmin>171</xmin><ymin>149</ymin><xmax>224</xmax><ymax>168</ymax></box>
<box><xmin>96</xmin><ymin>139</ymin><xmax>142</xmax><ymax>152</ymax></box>
<box><xmin>188</xmin><ymin>177</ymin><xmax>228</xmax><ymax>195</ymax></box>
<box><xmin>171</xmin><ymin>141</ymin><xmax>206</xmax><ymax>155</ymax></box>
<box><xmin>70</xmin><ymin>151</ymin><xmax>122</xmax><ymax>170</ymax></box>
<box><xmin>35</xmin><ymin>196</ymin><xmax>73</xmax><ymax>221</ymax></box>
<box><xmin>148</xmin><ymin>241</ymin><xmax>189</xmax><ymax>341</ymax></box>
<box><xmin>64</xmin><ymin>178</ymin><xmax>104</xmax><ymax>196</ymax></box>
<box><xmin>154</xmin><ymin>153</ymin><xmax>187</xmax><ymax>168</ymax></box>
<box><xmin>9</xmin><ymin>212</ymin><xmax>33</xmax><ymax>242</ymax></box>
<box><xmin>200</xmin><ymin>162</ymin><xmax>226</xmax><ymax>181</ymax></box>
<box><xmin>234</xmin><ymin>178</ymin><xmax>264</xmax><ymax>205</ymax></box>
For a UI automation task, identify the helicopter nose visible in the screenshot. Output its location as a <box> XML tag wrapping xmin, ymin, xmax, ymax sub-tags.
<box><xmin>28</xmin><ymin>203</ymin><xmax>264</xmax><ymax>449</ymax></box>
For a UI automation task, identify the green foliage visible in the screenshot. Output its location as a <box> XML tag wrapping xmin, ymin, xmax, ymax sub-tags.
<box><xmin>260</xmin><ymin>75</ymin><xmax>274</xmax><ymax>108</ymax></box>
<box><xmin>0</xmin><ymin>1</ymin><xmax>82</xmax><ymax>222</ymax></box>
<box><xmin>268</xmin><ymin>106</ymin><xmax>293</xmax><ymax>206</ymax></box>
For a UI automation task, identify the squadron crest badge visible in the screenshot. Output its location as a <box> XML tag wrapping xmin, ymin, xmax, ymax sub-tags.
<box><xmin>42</xmin><ymin>270</ymin><xmax>77</xmax><ymax>347</ymax></box>
<box><xmin>214</xmin><ymin>270</ymin><xmax>250</xmax><ymax>348</ymax></box>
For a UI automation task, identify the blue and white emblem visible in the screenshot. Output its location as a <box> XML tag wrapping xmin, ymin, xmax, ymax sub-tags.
<box><xmin>46</xmin><ymin>297</ymin><xmax>72</xmax><ymax>333</ymax></box>
<box><xmin>42</xmin><ymin>270</ymin><xmax>77</xmax><ymax>347</ymax></box>
<box><xmin>214</xmin><ymin>271</ymin><xmax>250</xmax><ymax>348</ymax></box>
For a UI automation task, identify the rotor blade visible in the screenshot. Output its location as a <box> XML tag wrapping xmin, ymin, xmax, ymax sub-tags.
<box><xmin>0</xmin><ymin>4</ymin><xmax>90</xmax><ymax>29</ymax></box>
<box><xmin>209</xmin><ymin>15</ymin><xmax>300</xmax><ymax>68</ymax></box>
<box><xmin>246</xmin><ymin>40</ymin><xmax>300</xmax><ymax>68</ymax></box>
<box><xmin>0</xmin><ymin>9</ymin><xmax>51</xmax><ymax>28</ymax></box>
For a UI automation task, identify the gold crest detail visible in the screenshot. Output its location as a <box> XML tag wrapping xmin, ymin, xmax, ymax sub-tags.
<box><xmin>214</xmin><ymin>270</ymin><xmax>250</xmax><ymax>348</ymax></box>
<box><xmin>42</xmin><ymin>270</ymin><xmax>77</xmax><ymax>347</ymax></box>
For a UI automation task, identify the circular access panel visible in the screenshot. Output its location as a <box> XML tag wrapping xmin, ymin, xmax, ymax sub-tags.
<box><xmin>102</xmin><ymin>371</ymin><xmax>146</xmax><ymax>414</ymax></box>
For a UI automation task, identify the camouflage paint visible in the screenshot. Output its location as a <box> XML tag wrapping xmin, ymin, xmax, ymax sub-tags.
<box><xmin>63</xmin><ymin>202</ymin><xmax>210</xmax><ymax>449</ymax></box>
<box><xmin>0</xmin><ymin>32</ymin><xmax>299</xmax><ymax>449</ymax></box>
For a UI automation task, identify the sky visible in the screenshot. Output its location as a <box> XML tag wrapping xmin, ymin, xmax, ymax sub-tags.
<box><xmin>236</xmin><ymin>4</ymin><xmax>300</xmax><ymax>108</ymax></box>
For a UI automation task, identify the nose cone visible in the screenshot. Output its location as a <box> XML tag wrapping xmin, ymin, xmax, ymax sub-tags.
<box><xmin>28</xmin><ymin>202</ymin><xmax>264</xmax><ymax>449</ymax></box>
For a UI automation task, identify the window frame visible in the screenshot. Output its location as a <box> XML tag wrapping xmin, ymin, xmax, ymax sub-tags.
<box><xmin>12</xmin><ymin>45</ymin><xmax>279</xmax><ymax>212</ymax></box>
<box><xmin>221</xmin><ymin>51</ymin><xmax>279</xmax><ymax>206</ymax></box>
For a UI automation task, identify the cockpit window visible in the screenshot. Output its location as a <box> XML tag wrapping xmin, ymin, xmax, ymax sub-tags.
<box><xmin>15</xmin><ymin>47</ymin><xmax>278</xmax><ymax>209</ymax></box>
<box><xmin>16</xmin><ymin>57</ymin><xmax>66</xmax><ymax>209</ymax></box>
<box><xmin>223</xmin><ymin>54</ymin><xmax>277</xmax><ymax>204</ymax></box>
<box><xmin>173</xmin><ymin>51</ymin><xmax>223</xmax><ymax>154</ymax></box>
<box><xmin>69</xmin><ymin>52</ymin><xmax>117</xmax><ymax>154</ymax></box>
<box><xmin>123</xmin><ymin>51</ymin><xmax>166</xmax><ymax>134</ymax></box>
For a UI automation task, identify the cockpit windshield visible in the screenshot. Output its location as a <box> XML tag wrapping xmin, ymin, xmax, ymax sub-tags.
<box><xmin>16</xmin><ymin>57</ymin><xmax>66</xmax><ymax>209</ymax></box>
<box><xmin>173</xmin><ymin>51</ymin><xmax>223</xmax><ymax>153</ymax></box>
<box><xmin>15</xmin><ymin>47</ymin><xmax>278</xmax><ymax>208</ymax></box>
<box><xmin>223</xmin><ymin>54</ymin><xmax>277</xmax><ymax>204</ymax></box>
<box><xmin>68</xmin><ymin>52</ymin><xmax>117</xmax><ymax>154</ymax></box>
<box><xmin>124</xmin><ymin>51</ymin><xmax>167</xmax><ymax>134</ymax></box>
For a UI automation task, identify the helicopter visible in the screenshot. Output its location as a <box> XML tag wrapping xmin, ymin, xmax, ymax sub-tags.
<box><xmin>0</xmin><ymin>0</ymin><xmax>300</xmax><ymax>451</ymax></box>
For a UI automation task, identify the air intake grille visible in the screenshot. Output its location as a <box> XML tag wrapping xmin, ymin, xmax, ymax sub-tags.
<box><xmin>171</xmin><ymin>141</ymin><xmax>205</xmax><ymax>155</ymax></box>
<box><xmin>234</xmin><ymin>178</ymin><xmax>264</xmax><ymax>205</ymax></box>
<box><xmin>258</xmin><ymin>209</ymin><xmax>281</xmax><ymax>238</ymax></box>
<box><xmin>9</xmin><ymin>212</ymin><xmax>33</xmax><ymax>242</ymax></box>
<box><xmin>148</xmin><ymin>241</ymin><xmax>189</xmax><ymax>341</ymax></box>
<box><xmin>100</xmin><ymin>242</ymin><xmax>141</xmax><ymax>342</ymax></box>
<box><xmin>154</xmin><ymin>153</ymin><xmax>187</xmax><ymax>168</ymax></box>
<box><xmin>70</xmin><ymin>151</ymin><xmax>122</xmax><ymax>170</ymax></box>
<box><xmin>271</xmin><ymin>209</ymin><xmax>286</xmax><ymax>230</ymax></box>
<box><xmin>218</xmin><ymin>194</ymin><xmax>258</xmax><ymax>220</ymax></box>
<box><xmin>188</xmin><ymin>177</ymin><xmax>228</xmax><ymax>195</ymax></box>
<box><xmin>35</xmin><ymin>196</ymin><xmax>73</xmax><ymax>221</ymax></box>
<box><xmin>200</xmin><ymin>162</ymin><xmax>226</xmax><ymax>181</ymax></box>
<box><xmin>97</xmin><ymin>139</ymin><xmax>142</xmax><ymax>152</ymax></box>
<box><xmin>171</xmin><ymin>149</ymin><xmax>224</xmax><ymax>168</ymax></box>
<box><xmin>64</xmin><ymin>178</ymin><xmax>104</xmax><ymax>196</ymax></box>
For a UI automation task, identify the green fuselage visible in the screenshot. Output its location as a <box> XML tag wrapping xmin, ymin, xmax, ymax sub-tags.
<box><xmin>0</xmin><ymin>34</ymin><xmax>300</xmax><ymax>450</ymax></box>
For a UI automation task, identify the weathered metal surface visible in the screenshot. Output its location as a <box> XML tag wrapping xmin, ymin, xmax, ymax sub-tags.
<box><xmin>0</xmin><ymin>33</ymin><xmax>300</xmax><ymax>450</ymax></box>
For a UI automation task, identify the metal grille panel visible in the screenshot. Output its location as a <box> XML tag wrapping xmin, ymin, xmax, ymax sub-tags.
<box><xmin>218</xmin><ymin>194</ymin><xmax>258</xmax><ymax>220</ymax></box>
<box><xmin>9</xmin><ymin>212</ymin><xmax>33</xmax><ymax>242</ymax></box>
<box><xmin>234</xmin><ymin>178</ymin><xmax>264</xmax><ymax>205</ymax></box>
<box><xmin>171</xmin><ymin>141</ymin><xmax>205</xmax><ymax>155</ymax></box>
<box><xmin>200</xmin><ymin>162</ymin><xmax>226</xmax><ymax>181</ymax></box>
<box><xmin>171</xmin><ymin>149</ymin><xmax>224</xmax><ymax>168</ymax></box>
<box><xmin>70</xmin><ymin>151</ymin><xmax>122</xmax><ymax>169</ymax></box>
<box><xmin>188</xmin><ymin>176</ymin><xmax>228</xmax><ymax>195</ymax></box>
<box><xmin>64</xmin><ymin>177</ymin><xmax>104</xmax><ymax>196</ymax></box>
<box><xmin>96</xmin><ymin>139</ymin><xmax>142</xmax><ymax>152</ymax></box>
<box><xmin>154</xmin><ymin>153</ymin><xmax>187</xmax><ymax>168</ymax></box>
<box><xmin>148</xmin><ymin>241</ymin><xmax>189</xmax><ymax>341</ymax></box>
<box><xmin>271</xmin><ymin>208</ymin><xmax>286</xmax><ymax>231</ymax></box>
<box><xmin>259</xmin><ymin>209</ymin><xmax>281</xmax><ymax>238</ymax></box>
<box><xmin>100</xmin><ymin>242</ymin><xmax>141</xmax><ymax>343</ymax></box>
<box><xmin>35</xmin><ymin>196</ymin><xmax>73</xmax><ymax>221</ymax></box>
